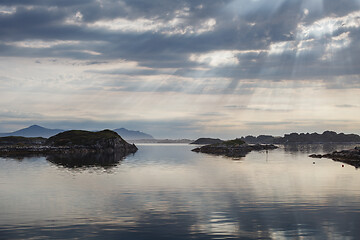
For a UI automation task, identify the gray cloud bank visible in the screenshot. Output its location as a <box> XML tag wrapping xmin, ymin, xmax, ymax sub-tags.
<box><xmin>1</xmin><ymin>0</ymin><xmax>360</xmax><ymax>83</ymax></box>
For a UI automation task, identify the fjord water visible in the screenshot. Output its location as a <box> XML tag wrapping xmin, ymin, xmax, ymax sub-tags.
<box><xmin>1</xmin><ymin>144</ymin><xmax>360</xmax><ymax>239</ymax></box>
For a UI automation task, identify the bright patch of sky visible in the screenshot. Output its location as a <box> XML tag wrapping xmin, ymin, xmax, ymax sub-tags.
<box><xmin>190</xmin><ymin>51</ymin><xmax>240</xmax><ymax>67</ymax></box>
<box><xmin>87</xmin><ymin>17</ymin><xmax>216</xmax><ymax>36</ymax></box>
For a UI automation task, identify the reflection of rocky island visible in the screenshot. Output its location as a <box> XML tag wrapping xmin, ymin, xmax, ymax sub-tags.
<box><xmin>310</xmin><ymin>147</ymin><xmax>360</xmax><ymax>168</ymax></box>
<box><xmin>192</xmin><ymin>138</ymin><xmax>278</xmax><ymax>157</ymax></box>
<box><xmin>0</xmin><ymin>130</ymin><xmax>138</xmax><ymax>167</ymax></box>
<box><xmin>46</xmin><ymin>151</ymin><xmax>129</xmax><ymax>168</ymax></box>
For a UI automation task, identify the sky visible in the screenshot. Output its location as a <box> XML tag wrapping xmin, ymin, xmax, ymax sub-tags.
<box><xmin>0</xmin><ymin>0</ymin><xmax>360</xmax><ymax>139</ymax></box>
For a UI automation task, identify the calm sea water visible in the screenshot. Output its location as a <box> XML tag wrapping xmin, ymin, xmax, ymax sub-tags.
<box><xmin>0</xmin><ymin>144</ymin><xmax>360</xmax><ymax>239</ymax></box>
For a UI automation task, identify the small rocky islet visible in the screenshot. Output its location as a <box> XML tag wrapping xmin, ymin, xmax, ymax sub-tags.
<box><xmin>191</xmin><ymin>138</ymin><xmax>278</xmax><ymax>157</ymax></box>
<box><xmin>309</xmin><ymin>147</ymin><xmax>360</xmax><ymax>168</ymax></box>
<box><xmin>0</xmin><ymin>130</ymin><xmax>138</xmax><ymax>166</ymax></box>
<box><xmin>190</xmin><ymin>138</ymin><xmax>224</xmax><ymax>145</ymax></box>
<box><xmin>46</xmin><ymin>130</ymin><xmax>137</xmax><ymax>154</ymax></box>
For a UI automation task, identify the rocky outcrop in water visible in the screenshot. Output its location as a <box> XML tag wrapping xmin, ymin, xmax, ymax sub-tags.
<box><xmin>46</xmin><ymin>130</ymin><xmax>137</xmax><ymax>155</ymax></box>
<box><xmin>191</xmin><ymin>138</ymin><xmax>224</xmax><ymax>145</ymax></box>
<box><xmin>192</xmin><ymin>138</ymin><xmax>278</xmax><ymax>157</ymax></box>
<box><xmin>0</xmin><ymin>130</ymin><xmax>138</xmax><ymax>162</ymax></box>
<box><xmin>309</xmin><ymin>147</ymin><xmax>360</xmax><ymax>168</ymax></box>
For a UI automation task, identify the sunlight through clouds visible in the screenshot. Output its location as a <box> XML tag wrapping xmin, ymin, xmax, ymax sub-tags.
<box><xmin>87</xmin><ymin>17</ymin><xmax>217</xmax><ymax>35</ymax></box>
<box><xmin>0</xmin><ymin>0</ymin><xmax>359</xmax><ymax>137</ymax></box>
<box><xmin>297</xmin><ymin>11</ymin><xmax>360</xmax><ymax>40</ymax></box>
<box><xmin>190</xmin><ymin>51</ymin><xmax>240</xmax><ymax>67</ymax></box>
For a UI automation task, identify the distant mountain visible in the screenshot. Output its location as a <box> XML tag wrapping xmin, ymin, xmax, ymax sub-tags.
<box><xmin>113</xmin><ymin>128</ymin><xmax>154</xmax><ymax>140</ymax></box>
<box><xmin>0</xmin><ymin>125</ymin><xmax>64</xmax><ymax>138</ymax></box>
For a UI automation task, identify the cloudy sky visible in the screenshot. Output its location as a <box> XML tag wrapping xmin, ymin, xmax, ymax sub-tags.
<box><xmin>0</xmin><ymin>0</ymin><xmax>360</xmax><ymax>138</ymax></box>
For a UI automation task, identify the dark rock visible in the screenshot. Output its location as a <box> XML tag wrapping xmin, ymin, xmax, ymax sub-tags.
<box><xmin>191</xmin><ymin>138</ymin><xmax>224</xmax><ymax>145</ymax></box>
<box><xmin>277</xmin><ymin>131</ymin><xmax>360</xmax><ymax>144</ymax></box>
<box><xmin>46</xmin><ymin>129</ymin><xmax>137</xmax><ymax>155</ymax></box>
<box><xmin>0</xmin><ymin>136</ymin><xmax>46</xmax><ymax>146</ymax></box>
<box><xmin>309</xmin><ymin>147</ymin><xmax>360</xmax><ymax>168</ymax></box>
<box><xmin>241</xmin><ymin>131</ymin><xmax>360</xmax><ymax>144</ymax></box>
<box><xmin>192</xmin><ymin>138</ymin><xmax>277</xmax><ymax>157</ymax></box>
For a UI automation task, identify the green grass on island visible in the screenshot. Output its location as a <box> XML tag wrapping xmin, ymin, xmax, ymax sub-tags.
<box><xmin>211</xmin><ymin>138</ymin><xmax>246</xmax><ymax>146</ymax></box>
<box><xmin>223</xmin><ymin>138</ymin><xmax>246</xmax><ymax>146</ymax></box>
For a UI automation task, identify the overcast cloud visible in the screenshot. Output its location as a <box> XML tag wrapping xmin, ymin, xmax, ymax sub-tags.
<box><xmin>0</xmin><ymin>0</ymin><xmax>359</xmax><ymax>138</ymax></box>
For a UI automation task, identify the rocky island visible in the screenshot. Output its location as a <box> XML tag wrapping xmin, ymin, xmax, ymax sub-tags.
<box><xmin>190</xmin><ymin>138</ymin><xmax>224</xmax><ymax>145</ymax></box>
<box><xmin>309</xmin><ymin>147</ymin><xmax>360</xmax><ymax>168</ymax></box>
<box><xmin>241</xmin><ymin>131</ymin><xmax>360</xmax><ymax>144</ymax></box>
<box><xmin>192</xmin><ymin>138</ymin><xmax>278</xmax><ymax>157</ymax></box>
<box><xmin>0</xmin><ymin>130</ymin><xmax>138</xmax><ymax>166</ymax></box>
<box><xmin>46</xmin><ymin>130</ymin><xmax>137</xmax><ymax>154</ymax></box>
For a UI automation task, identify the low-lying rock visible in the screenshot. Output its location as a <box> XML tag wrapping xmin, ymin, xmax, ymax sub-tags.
<box><xmin>0</xmin><ymin>136</ymin><xmax>46</xmax><ymax>146</ymax></box>
<box><xmin>309</xmin><ymin>154</ymin><xmax>323</xmax><ymax>158</ymax></box>
<box><xmin>309</xmin><ymin>147</ymin><xmax>360</xmax><ymax>168</ymax></box>
<box><xmin>192</xmin><ymin>138</ymin><xmax>278</xmax><ymax>157</ymax></box>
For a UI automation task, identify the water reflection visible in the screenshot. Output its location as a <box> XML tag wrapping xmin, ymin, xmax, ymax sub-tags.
<box><xmin>46</xmin><ymin>151</ymin><xmax>129</xmax><ymax>169</ymax></box>
<box><xmin>0</xmin><ymin>144</ymin><xmax>360</xmax><ymax>239</ymax></box>
<box><xmin>1</xmin><ymin>195</ymin><xmax>359</xmax><ymax>239</ymax></box>
<box><xmin>283</xmin><ymin>143</ymin><xmax>359</xmax><ymax>154</ymax></box>
<box><xmin>1</xmin><ymin>151</ymin><xmax>132</xmax><ymax>170</ymax></box>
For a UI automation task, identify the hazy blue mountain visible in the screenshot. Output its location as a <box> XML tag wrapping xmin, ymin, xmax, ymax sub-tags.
<box><xmin>113</xmin><ymin>128</ymin><xmax>154</xmax><ymax>140</ymax></box>
<box><xmin>0</xmin><ymin>125</ymin><xmax>64</xmax><ymax>138</ymax></box>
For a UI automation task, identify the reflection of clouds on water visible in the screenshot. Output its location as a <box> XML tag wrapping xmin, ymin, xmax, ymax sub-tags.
<box><xmin>1</xmin><ymin>144</ymin><xmax>360</xmax><ymax>239</ymax></box>
<box><xmin>1</xmin><ymin>194</ymin><xmax>360</xmax><ymax>239</ymax></box>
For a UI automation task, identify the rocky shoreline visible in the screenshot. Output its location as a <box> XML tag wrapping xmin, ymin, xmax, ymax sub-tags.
<box><xmin>309</xmin><ymin>147</ymin><xmax>360</xmax><ymax>168</ymax></box>
<box><xmin>192</xmin><ymin>139</ymin><xmax>278</xmax><ymax>157</ymax></box>
<box><xmin>0</xmin><ymin>144</ymin><xmax>137</xmax><ymax>156</ymax></box>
